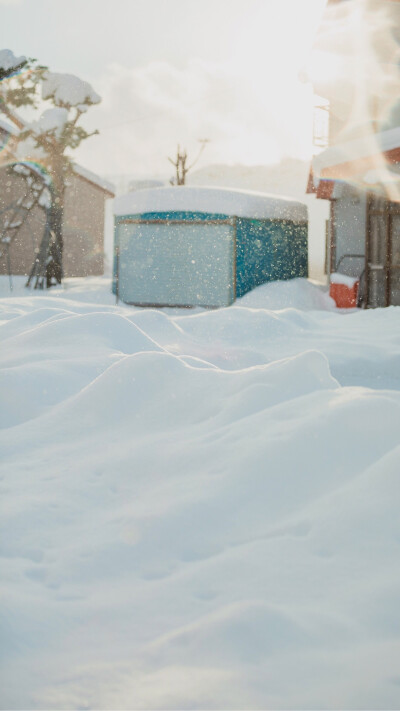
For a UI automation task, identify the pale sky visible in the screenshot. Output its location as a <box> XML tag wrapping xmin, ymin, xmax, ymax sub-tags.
<box><xmin>2</xmin><ymin>0</ymin><xmax>327</xmax><ymax>178</ymax></box>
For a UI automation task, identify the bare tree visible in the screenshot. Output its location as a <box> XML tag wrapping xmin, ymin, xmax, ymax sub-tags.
<box><xmin>168</xmin><ymin>139</ymin><xmax>209</xmax><ymax>185</ymax></box>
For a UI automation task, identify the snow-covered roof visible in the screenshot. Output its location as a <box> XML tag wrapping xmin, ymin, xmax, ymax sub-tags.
<box><xmin>114</xmin><ymin>186</ymin><xmax>308</xmax><ymax>222</ymax></box>
<box><xmin>72</xmin><ymin>164</ymin><xmax>115</xmax><ymax>196</ymax></box>
<box><xmin>313</xmin><ymin>127</ymin><xmax>400</xmax><ymax>176</ymax></box>
<box><xmin>0</xmin><ymin>116</ymin><xmax>18</xmax><ymax>135</ymax></box>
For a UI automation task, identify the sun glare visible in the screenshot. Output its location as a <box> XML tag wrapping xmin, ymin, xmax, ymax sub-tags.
<box><xmin>216</xmin><ymin>0</ymin><xmax>327</xmax><ymax>165</ymax></box>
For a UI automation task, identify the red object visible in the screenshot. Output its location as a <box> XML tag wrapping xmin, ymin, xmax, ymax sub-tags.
<box><xmin>330</xmin><ymin>280</ymin><xmax>359</xmax><ymax>308</ymax></box>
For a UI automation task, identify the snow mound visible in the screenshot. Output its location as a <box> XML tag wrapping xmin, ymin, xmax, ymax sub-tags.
<box><xmin>1</xmin><ymin>276</ymin><xmax>400</xmax><ymax>709</ymax></box>
<box><xmin>0</xmin><ymin>349</ymin><xmax>337</xmax><ymax>449</ymax></box>
<box><xmin>238</xmin><ymin>277</ymin><xmax>335</xmax><ymax>311</ymax></box>
<box><xmin>151</xmin><ymin>600</ymin><xmax>308</xmax><ymax>664</ymax></box>
<box><xmin>0</xmin><ymin>310</ymin><xmax>166</xmax><ymax>427</ymax></box>
<box><xmin>0</xmin><ymin>307</ymin><xmax>72</xmax><ymax>340</ymax></box>
<box><xmin>0</xmin><ymin>311</ymin><xmax>163</xmax><ymax>367</ymax></box>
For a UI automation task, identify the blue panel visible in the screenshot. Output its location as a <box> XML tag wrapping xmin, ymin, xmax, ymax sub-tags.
<box><xmin>235</xmin><ymin>218</ymin><xmax>308</xmax><ymax>297</ymax></box>
<box><xmin>113</xmin><ymin>212</ymin><xmax>308</xmax><ymax>302</ymax></box>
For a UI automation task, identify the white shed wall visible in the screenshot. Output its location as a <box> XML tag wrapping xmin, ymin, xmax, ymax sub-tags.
<box><xmin>117</xmin><ymin>222</ymin><xmax>235</xmax><ymax>307</ymax></box>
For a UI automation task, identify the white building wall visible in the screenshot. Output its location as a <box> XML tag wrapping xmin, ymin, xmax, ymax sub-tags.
<box><xmin>333</xmin><ymin>186</ymin><xmax>367</xmax><ymax>277</ymax></box>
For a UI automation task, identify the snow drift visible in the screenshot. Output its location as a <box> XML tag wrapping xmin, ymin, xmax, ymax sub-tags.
<box><xmin>1</xmin><ymin>276</ymin><xmax>400</xmax><ymax>710</ymax></box>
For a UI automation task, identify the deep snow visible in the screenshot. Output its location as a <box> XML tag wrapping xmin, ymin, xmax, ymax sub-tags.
<box><xmin>1</xmin><ymin>276</ymin><xmax>400</xmax><ymax>710</ymax></box>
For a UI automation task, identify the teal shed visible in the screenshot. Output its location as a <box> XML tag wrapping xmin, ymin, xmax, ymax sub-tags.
<box><xmin>113</xmin><ymin>186</ymin><xmax>308</xmax><ymax>307</ymax></box>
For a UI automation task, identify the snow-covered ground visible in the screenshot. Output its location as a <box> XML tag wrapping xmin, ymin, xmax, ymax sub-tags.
<box><xmin>1</xmin><ymin>276</ymin><xmax>400</xmax><ymax>710</ymax></box>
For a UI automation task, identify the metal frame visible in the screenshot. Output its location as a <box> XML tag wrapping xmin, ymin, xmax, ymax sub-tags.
<box><xmin>117</xmin><ymin>218</ymin><xmax>236</xmax><ymax>226</ymax></box>
<box><xmin>365</xmin><ymin>193</ymin><xmax>371</xmax><ymax>308</ymax></box>
<box><xmin>388</xmin><ymin>211</ymin><xmax>400</xmax><ymax>306</ymax></box>
<box><xmin>0</xmin><ymin>181</ymin><xmax>48</xmax><ymax>290</ymax></box>
<box><xmin>329</xmin><ymin>200</ymin><xmax>336</xmax><ymax>274</ymax></box>
<box><xmin>366</xmin><ymin>195</ymin><xmax>400</xmax><ymax>307</ymax></box>
<box><xmin>114</xmin><ymin>244</ymin><xmax>120</xmax><ymax>305</ymax></box>
<box><xmin>385</xmin><ymin>206</ymin><xmax>391</xmax><ymax>307</ymax></box>
<box><xmin>116</xmin><ymin>216</ymin><xmax>306</xmax><ymax>227</ymax></box>
<box><xmin>232</xmin><ymin>216</ymin><xmax>237</xmax><ymax>301</ymax></box>
<box><xmin>336</xmin><ymin>254</ymin><xmax>365</xmax><ymax>271</ymax></box>
<box><xmin>0</xmin><ymin>163</ymin><xmax>63</xmax><ymax>290</ymax></box>
<box><xmin>328</xmin><ymin>187</ymin><xmax>400</xmax><ymax>308</ymax></box>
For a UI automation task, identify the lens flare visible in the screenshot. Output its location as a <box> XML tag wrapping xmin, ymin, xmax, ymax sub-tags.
<box><xmin>0</xmin><ymin>158</ymin><xmax>53</xmax><ymax>191</ymax></box>
<box><xmin>309</xmin><ymin>0</ymin><xmax>400</xmax><ymax>200</ymax></box>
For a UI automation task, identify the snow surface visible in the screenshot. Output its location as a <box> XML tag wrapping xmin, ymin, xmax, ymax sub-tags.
<box><xmin>42</xmin><ymin>71</ymin><xmax>101</xmax><ymax>110</ymax></box>
<box><xmin>114</xmin><ymin>186</ymin><xmax>308</xmax><ymax>222</ymax></box>
<box><xmin>1</xmin><ymin>276</ymin><xmax>400</xmax><ymax>710</ymax></box>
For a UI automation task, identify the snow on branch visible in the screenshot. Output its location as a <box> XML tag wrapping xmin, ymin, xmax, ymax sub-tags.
<box><xmin>42</xmin><ymin>71</ymin><xmax>101</xmax><ymax>110</ymax></box>
<box><xmin>29</xmin><ymin>108</ymin><xmax>69</xmax><ymax>138</ymax></box>
<box><xmin>0</xmin><ymin>49</ymin><xmax>27</xmax><ymax>73</ymax></box>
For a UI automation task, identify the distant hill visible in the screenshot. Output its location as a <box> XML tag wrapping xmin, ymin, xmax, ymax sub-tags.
<box><xmin>188</xmin><ymin>158</ymin><xmax>310</xmax><ymax>198</ymax></box>
<box><xmin>106</xmin><ymin>158</ymin><xmax>309</xmax><ymax>199</ymax></box>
